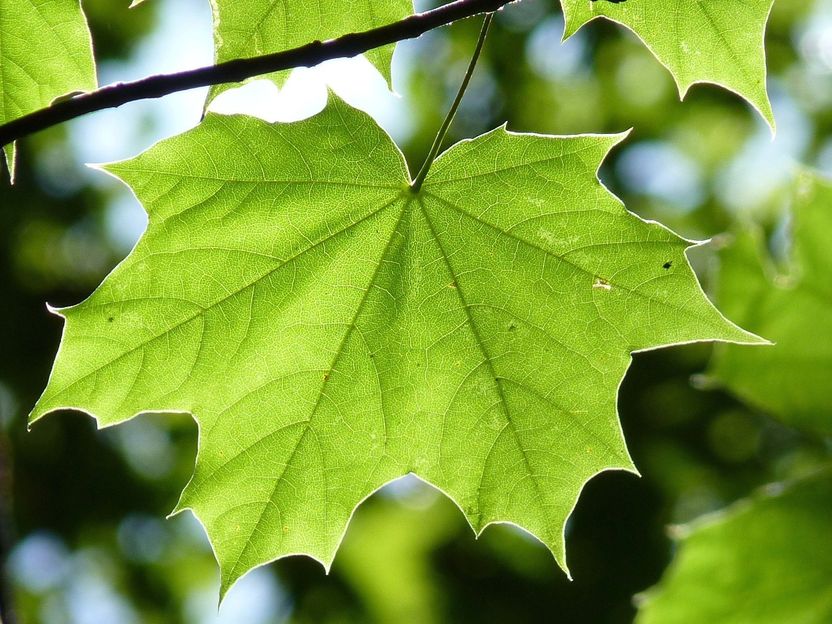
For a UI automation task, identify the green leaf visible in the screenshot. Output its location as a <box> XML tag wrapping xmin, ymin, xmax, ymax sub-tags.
<box><xmin>207</xmin><ymin>0</ymin><xmax>412</xmax><ymax>103</ymax></box>
<box><xmin>636</xmin><ymin>469</ymin><xmax>832</xmax><ymax>624</ymax></box>
<box><xmin>560</xmin><ymin>0</ymin><xmax>775</xmax><ymax>127</ymax></box>
<box><xmin>709</xmin><ymin>171</ymin><xmax>832</xmax><ymax>435</ymax></box>
<box><xmin>30</xmin><ymin>100</ymin><xmax>760</xmax><ymax>595</ymax></box>
<box><xmin>0</xmin><ymin>0</ymin><xmax>97</xmax><ymax>178</ymax></box>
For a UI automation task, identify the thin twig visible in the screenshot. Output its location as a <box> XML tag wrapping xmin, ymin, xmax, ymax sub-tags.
<box><xmin>411</xmin><ymin>12</ymin><xmax>493</xmax><ymax>191</ymax></box>
<box><xmin>0</xmin><ymin>0</ymin><xmax>514</xmax><ymax>149</ymax></box>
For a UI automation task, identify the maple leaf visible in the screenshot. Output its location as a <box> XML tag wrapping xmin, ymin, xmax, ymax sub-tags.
<box><xmin>560</xmin><ymin>0</ymin><xmax>775</xmax><ymax>127</ymax></box>
<box><xmin>708</xmin><ymin>171</ymin><xmax>832</xmax><ymax>436</ymax></box>
<box><xmin>636</xmin><ymin>469</ymin><xmax>832</xmax><ymax>624</ymax></box>
<box><xmin>30</xmin><ymin>99</ymin><xmax>761</xmax><ymax>594</ymax></box>
<box><xmin>206</xmin><ymin>0</ymin><xmax>413</xmax><ymax>103</ymax></box>
<box><xmin>0</xmin><ymin>0</ymin><xmax>96</xmax><ymax>178</ymax></box>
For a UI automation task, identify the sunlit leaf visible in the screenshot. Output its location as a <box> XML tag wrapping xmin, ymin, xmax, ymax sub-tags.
<box><xmin>207</xmin><ymin>0</ymin><xmax>412</xmax><ymax>103</ymax></box>
<box><xmin>0</xmin><ymin>0</ymin><xmax>96</xmax><ymax>179</ymax></box>
<box><xmin>560</xmin><ymin>0</ymin><xmax>775</xmax><ymax>127</ymax></box>
<box><xmin>31</xmin><ymin>99</ymin><xmax>760</xmax><ymax>595</ymax></box>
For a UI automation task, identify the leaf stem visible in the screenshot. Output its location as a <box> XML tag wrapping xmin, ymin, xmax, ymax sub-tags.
<box><xmin>410</xmin><ymin>12</ymin><xmax>494</xmax><ymax>193</ymax></box>
<box><xmin>0</xmin><ymin>0</ymin><xmax>512</xmax><ymax>152</ymax></box>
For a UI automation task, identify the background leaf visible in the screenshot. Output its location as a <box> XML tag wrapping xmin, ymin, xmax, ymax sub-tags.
<box><xmin>708</xmin><ymin>170</ymin><xmax>832</xmax><ymax>436</ymax></box>
<box><xmin>560</xmin><ymin>0</ymin><xmax>775</xmax><ymax>127</ymax></box>
<box><xmin>636</xmin><ymin>469</ymin><xmax>832</xmax><ymax>624</ymax></box>
<box><xmin>0</xmin><ymin>0</ymin><xmax>96</xmax><ymax>179</ymax></box>
<box><xmin>206</xmin><ymin>0</ymin><xmax>412</xmax><ymax>103</ymax></box>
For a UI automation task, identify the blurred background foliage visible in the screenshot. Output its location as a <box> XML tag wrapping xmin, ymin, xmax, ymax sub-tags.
<box><xmin>1</xmin><ymin>0</ymin><xmax>830</xmax><ymax>622</ymax></box>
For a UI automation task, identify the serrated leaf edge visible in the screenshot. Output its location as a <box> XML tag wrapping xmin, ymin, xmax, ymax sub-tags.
<box><xmin>28</xmin><ymin>114</ymin><xmax>766</xmax><ymax>602</ymax></box>
<box><xmin>560</xmin><ymin>3</ymin><xmax>776</xmax><ymax>132</ymax></box>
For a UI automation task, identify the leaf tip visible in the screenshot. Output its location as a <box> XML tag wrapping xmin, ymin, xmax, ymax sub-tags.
<box><xmin>716</xmin><ymin>318</ymin><xmax>771</xmax><ymax>346</ymax></box>
<box><xmin>748</xmin><ymin>90</ymin><xmax>776</xmax><ymax>136</ymax></box>
<box><xmin>26</xmin><ymin>411</ymin><xmax>41</xmax><ymax>432</ymax></box>
<box><xmin>617</xmin><ymin>127</ymin><xmax>634</xmax><ymax>141</ymax></box>
<box><xmin>27</xmin><ymin>399</ymin><xmax>57</xmax><ymax>430</ymax></box>
<box><xmin>560</xmin><ymin>9</ymin><xmax>584</xmax><ymax>43</ymax></box>
<box><xmin>598</xmin><ymin>129</ymin><xmax>632</xmax><ymax>156</ymax></box>
<box><xmin>3</xmin><ymin>144</ymin><xmax>16</xmax><ymax>185</ymax></box>
<box><xmin>764</xmin><ymin>113</ymin><xmax>777</xmax><ymax>139</ymax></box>
<box><xmin>86</xmin><ymin>161</ymin><xmax>119</xmax><ymax>179</ymax></box>
<box><xmin>606</xmin><ymin>127</ymin><xmax>633</xmax><ymax>154</ymax></box>
<box><xmin>45</xmin><ymin>301</ymin><xmax>69</xmax><ymax>318</ymax></box>
<box><xmin>166</xmin><ymin>503</ymin><xmax>187</xmax><ymax>520</ymax></box>
<box><xmin>729</xmin><ymin>329</ymin><xmax>770</xmax><ymax>347</ymax></box>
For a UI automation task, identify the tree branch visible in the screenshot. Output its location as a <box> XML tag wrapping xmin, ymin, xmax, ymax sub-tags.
<box><xmin>0</xmin><ymin>0</ymin><xmax>514</xmax><ymax>149</ymax></box>
<box><xmin>412</xmin><ymin>12</ymin><xmax>494</xmax><ymax>191</ymax></box>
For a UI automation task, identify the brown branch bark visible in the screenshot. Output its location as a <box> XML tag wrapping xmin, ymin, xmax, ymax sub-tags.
<box><xmin>0</xmin><ymin>0</ymin><xmax>514</xmax><ymax>149</ymax></box>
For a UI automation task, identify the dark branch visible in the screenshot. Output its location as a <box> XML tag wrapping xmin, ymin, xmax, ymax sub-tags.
<box><xmin>0</xmin><ymin>0</ymin><xmax>514</xmax><ymax>148</ymax></box>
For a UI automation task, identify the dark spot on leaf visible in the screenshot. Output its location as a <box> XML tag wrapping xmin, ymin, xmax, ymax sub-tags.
<box><xmin>508</xmin><ymin>323</ymin><xmax>516</xmax><ymax>332</ymax></box>
<box><xmin>591</xmin><ymin>0</ymin><xmax>626</xmax><ymax>3</ymax></box>
<box><xmin>663</xmin><ymin>261</ymin><xmax>673</xmax><ymax>270</ymax></box>
<box><xmin>107</xmin><ymin>317</ymin><xmax>114</xmax><ymax>323</ymax></box>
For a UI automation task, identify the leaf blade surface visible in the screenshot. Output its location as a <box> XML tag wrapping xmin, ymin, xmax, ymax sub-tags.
<box><xmin>560</xmin><ymin>0</ymin><xmax>775</xmax><ymax>126</ymax></box>
<box><xmin>31</xmin><ymin>100</ymin><xmax>760</xmax><ymax>594</ymax></box>
<box><xmin>207</xmin><ymin>0</ymin><xmax>412</xmax><ymax>102</ymax></box>
<box><xmin>1</xmin><ymin>0</ymin><xmax>97</xmax><ymax>176</ymax></box>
